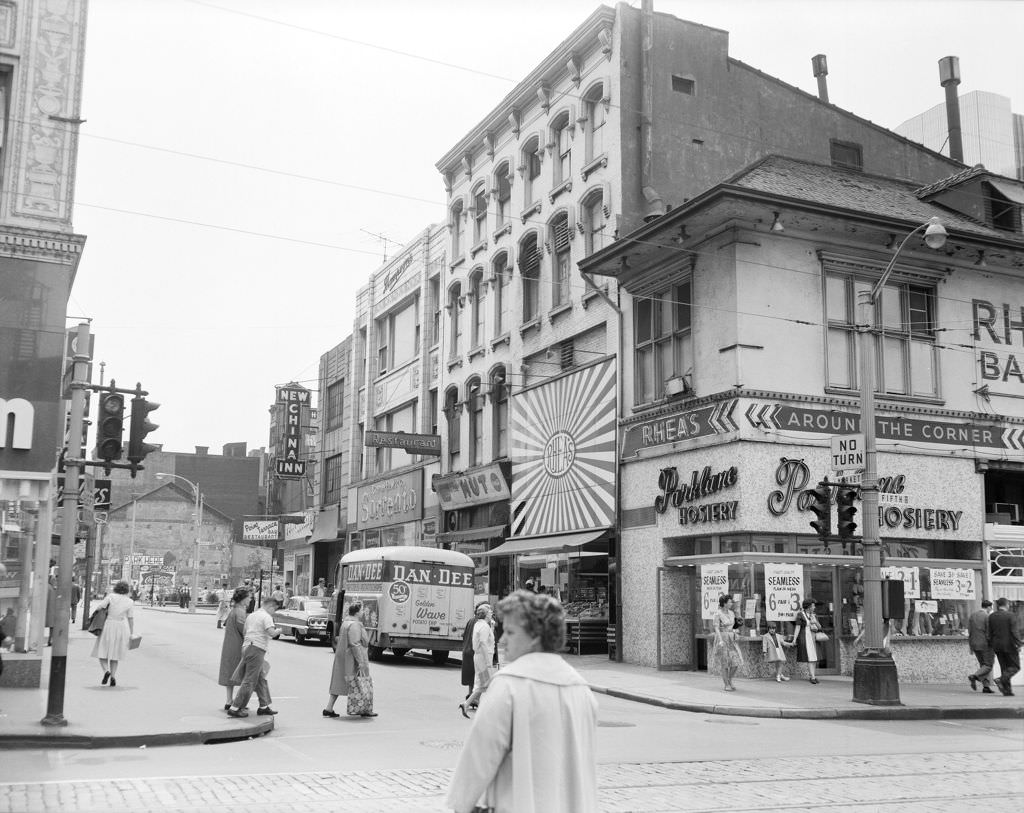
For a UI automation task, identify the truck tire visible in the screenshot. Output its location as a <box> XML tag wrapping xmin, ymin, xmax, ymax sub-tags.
<box><xmin>367</xmin><ymin>645</ymin><xmax>385</xmax><ymax>661</ymax></box>
<box><xmin>390</xmin><ymin>648</ymin><xmax>410</xmax><ymax>658</ymax></box>
<box><xmin>431</xmin><ymin>649</ymin><xmax>449</xmax><ymax>665</ymax></box>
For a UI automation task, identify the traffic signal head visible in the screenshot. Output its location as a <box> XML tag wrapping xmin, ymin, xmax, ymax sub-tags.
<box><xmin>128</xmin><ymin>396</ymin><xmax>160</xmax><ymax>474</ymax></box>
<box><xmin>837</xmin><ymin>488</ymin><xmax>859</xmax><ymax>539</ymax></box>
<box><xmin>805</xmin><ymin>483</ymin><xmax>832</xmax><ymax>541</ymax></box>
<box><xmin>97</xmin><ymin>392</ymin><xmax>125</xmax><ymax>463</ymax></box>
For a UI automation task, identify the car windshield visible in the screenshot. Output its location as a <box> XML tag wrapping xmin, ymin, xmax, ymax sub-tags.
<box><xmin>303</xmin><ymin>600</ymin><xmax>324</xmax><ymax>611</ymax></box>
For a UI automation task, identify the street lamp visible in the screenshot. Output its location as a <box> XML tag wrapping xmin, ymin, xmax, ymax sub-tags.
<box><xmin>853</xmin><ymin>216</ymin><xmax>947</xmax><ymax>706</ymax></box>
<box><xmin>156</xmin><ymin>473</ymin><xmax>203</xmax><ymax>615</ymax></box>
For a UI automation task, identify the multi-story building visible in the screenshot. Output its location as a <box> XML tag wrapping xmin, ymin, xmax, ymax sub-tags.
<box><xmin>433</xmin><ymin>2</ymin><xmax>963</xmax><ymax>639</ymax></box>
<box><xmin>0</xmin><ymin>1</ymin><xmax>89</xmax><ymax>671</ymax></box>
<box><xmin>580</xmin><ymin>155</ymin><xmax>1024</xmax><ymax>682</ymax></box>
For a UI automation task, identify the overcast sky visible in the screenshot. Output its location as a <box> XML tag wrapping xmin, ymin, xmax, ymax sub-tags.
<box><xmin>69</xmin><ymin>0</ymin><xmax>1023</xmax><ymax>454</ymax></box>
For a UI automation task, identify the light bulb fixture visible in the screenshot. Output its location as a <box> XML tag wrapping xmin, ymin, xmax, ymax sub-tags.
<box><xmin>770</xmin><ymin>212</ymin><xmax>784</xmax><ymax>232</ymax></box>
<box><xmin>923</xmin><ymin>216</ymin><xmax>947</xmax><ymax>250</ymax></box>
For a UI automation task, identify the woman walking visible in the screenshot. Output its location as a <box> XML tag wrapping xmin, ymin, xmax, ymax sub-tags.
<box><xmin>90</xmin><ymin>580</ymin><xmax>135</xmax><ymax>686</ymax></box>
<box><xmin>711</xmin><ymin>594</ymin><xmax>743</xmax><ymax>691</ymax></box>
<box><xmin>793</xmin><ymin>598</ymin><xmax>822</xmax><ymax>683</ymax></box>
<box><xmin>323</xmin><ymin>602</ymin><xmax>377</xmax><ymax>718</ymax></box>
<box><xmin>460</xmin><ymin>611</ymin><xmax>476</xmax><ymax>702</ymax></box>
<box><xmin>218</xmin><ymin>588</ymin><xmax>250</xmax><ymax>709</ymax></box>
<box><xmin>460</xmin><ymin>603</ymin><xmax>494</xmax><ymax>717</ymax></box>
<box><xmin>447</xmin><ymin>590</ymin><xmax>598</xmax><ymax>813</ymax></box>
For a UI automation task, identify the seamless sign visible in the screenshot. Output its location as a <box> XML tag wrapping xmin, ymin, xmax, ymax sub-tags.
<box><xmin>929</xmin><ymin>567</ymin><xmax>976</xmax><ymax>600</ymax></box>
<box><xmin>763</xmin><ymin>563</ymin><xmax>804</xmax><ymax>621</ymax></box>
<box><xmin>700</xmin><ymin>563</ymin><xmax>729</xmax><ymax>620</ymax></box>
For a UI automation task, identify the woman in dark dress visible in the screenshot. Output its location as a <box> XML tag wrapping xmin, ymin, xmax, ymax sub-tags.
<box><xmin>793</xmin><ymin>598</ymin><xmax>822</xmax><ymax>684</ymax></box>
<box><xmin>218</xmin><ymin>588</ymin><xmax>249</xmax><ymax>709</ymax></box>
<box><xmin>460</xmin><ymin>611</ymin><xmax>477</xmax><ymax>702</ymax></box>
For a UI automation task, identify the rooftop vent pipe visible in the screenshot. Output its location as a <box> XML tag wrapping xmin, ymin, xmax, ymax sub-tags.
<box><xmin>811</xmin><ymin>54</ymin><xmax>829</xmax><ymax>103</ymax></box>
<box><xmin>938</xmin><ymin>56</ymin><xmax>964</xmax><ymax>162</ymax></box>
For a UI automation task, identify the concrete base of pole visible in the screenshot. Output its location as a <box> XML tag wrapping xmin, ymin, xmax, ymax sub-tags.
<box><xmin>852</xmin><ymin>651</ymin><xmax>902</xmax><ymax>706</ymax></box>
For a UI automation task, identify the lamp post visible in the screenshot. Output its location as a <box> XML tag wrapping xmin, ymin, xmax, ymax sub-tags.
<box><xmin>853</xmin><ymin>217</ymin><xmax>947</xmax><ymax>705</ymax></box>
<box><xmin>156</xmin><ymin>473</ymin><xmax>202</xmax><ymax>614</ymax></box>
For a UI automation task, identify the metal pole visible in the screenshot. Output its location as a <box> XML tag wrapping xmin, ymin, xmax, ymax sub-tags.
<box><xmin>42</xmin><ymin>322</ymin><xmax>90</xmax><ymax>727</ymax></box>
<box><xmin>190</xmin><ymin>487</ymin><xmax>201</xmax><ymax>614</ymax></box>
<box><xmin>126</xmin><ymin>498</ymin><xmax>137</xmax><ymax>584</ymax></box>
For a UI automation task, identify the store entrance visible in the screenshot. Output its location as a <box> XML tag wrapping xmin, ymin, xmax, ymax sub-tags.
<box><xmin>805</xmin><ymin>566</ymin><xmax>839</xmax><ymax>674</ymax></box>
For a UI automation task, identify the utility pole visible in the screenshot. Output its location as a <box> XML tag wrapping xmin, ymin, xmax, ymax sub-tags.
<box><xmin>125</xmin><ymin>497</ymin><xmax>138</xmax><ymax>585</ymax></box>
<box><xmin>82</xmin><ymin>360</ymin><xmax>106</xmax><ymax>626</ymax></box>
<box><xmin>42</xmin><ymin>321</ymin><xmax>89</xmax><ymax>727</ymax></box>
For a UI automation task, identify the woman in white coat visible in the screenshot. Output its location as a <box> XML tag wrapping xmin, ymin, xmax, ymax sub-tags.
<box><xmin>447</xmin><ymin>591</ymin><xmax>598</xmax><ymax>813</ymax></box>
<box><xmin>90</xmin><ymin>580</ymin><xmax>135</xmax><ymax>687</ymax></box>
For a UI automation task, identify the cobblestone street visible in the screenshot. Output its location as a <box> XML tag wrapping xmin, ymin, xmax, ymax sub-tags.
<box><xmin>3</xmin><ymin>751</ymin><xmax>1020</xmax><ymax>812</ymax></box>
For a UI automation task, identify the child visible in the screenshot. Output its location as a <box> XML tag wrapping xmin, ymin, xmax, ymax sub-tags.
<box><xmin>762</xmin><ymin>622</ymin><xmax>793</xmax><ymax>682</ymax></box>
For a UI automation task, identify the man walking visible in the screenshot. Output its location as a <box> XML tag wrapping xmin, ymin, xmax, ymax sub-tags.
<box><xmin>988</xmin><ymin>597</ymin><xmax>1021</xmax><ymax>696</ymax></box>
<box><xmin>226</xmin><ymin>595</ymin><xmax>282</xmax><ymax>718</ymax></box>
<box><xmin>271</xmin><ymin>584</ymin><xmax>286</xmax><ymax>607</ymax></box>
<box><xmin>967</xmin><ymin>599</ymin><xmax>995</xmax><ymax>693</ymax></box>
<box><xmin>216</xmin><ymin>582</ymin><xmax>231</xmax><ymax>629</ymax></box>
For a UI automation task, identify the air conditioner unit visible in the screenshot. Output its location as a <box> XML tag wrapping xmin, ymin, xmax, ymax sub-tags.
<box><xmin>664</xmin><ymin>375</ymin><xmax>690</xmax><ymax>397</ymax></box>
<box><xmin>993</xmin><ymin>503</ymin><xmax>1020</xmax><ymax>523</ymax></box>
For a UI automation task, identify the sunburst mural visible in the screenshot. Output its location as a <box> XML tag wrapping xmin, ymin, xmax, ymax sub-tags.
<box><xmin>510</xmin><ymin>358</ymin><xmax>616</xmax><ymax>538</ymax></box>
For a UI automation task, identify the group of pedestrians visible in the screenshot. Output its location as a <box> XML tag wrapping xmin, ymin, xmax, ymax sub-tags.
<box><xmin>967</xmin><ymin>597</ymin><xmax>1020</xmax><ymax>696</ymax></box>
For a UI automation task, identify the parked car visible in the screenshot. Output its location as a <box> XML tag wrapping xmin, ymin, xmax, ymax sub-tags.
<box><xmin>272</xmin><ymin>596</ymin><xmax>330</xmax><ymax>645</ymax></box>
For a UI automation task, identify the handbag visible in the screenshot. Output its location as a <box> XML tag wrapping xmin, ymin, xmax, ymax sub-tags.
<box><xmin>128</xmin><ymin>634</ymin><xmax>142</xmax><ymax>650</ymax></box>
<box><xmin>346</xmin><ymin>671</ymin><xmax>374</xmax><ymax>715</ymax></box>
<box><xmin>87</xmin><ymin>606</ymin><xmax>107</xmax><ymax>636</ymax></box>
<box><xmin>814</xmin><ymin>631</ymin><xmax>830</xmax><ymax>642</ymax></box>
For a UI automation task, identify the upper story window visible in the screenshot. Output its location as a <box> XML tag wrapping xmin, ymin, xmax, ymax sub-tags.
<box><xmin>491</xmin><ymin>366</ymin><xmax>509</xmax><ymax>460</ymax></box>
<box><xmin>428</xmin><ymin>275</ymin><xmax>441</xmax><ymax>346</ymax></box>
<box><xmin>830</xmin><ymin>139</ymin><xmax>863</xmax><ymax>172</ymax></box>
<box><xmin>467</xmin><ymin>377</ymin><xmax>484</xmax><ymax>467</ymax></box>
<box><xmin>552</xmin><ymin>113</ymin><xmax>572</xmax><ymax>186</ymax></box>
<box><xmin>472</xmin><ymin>185</ymin><xmax>488</xmax><ymax>245</ymax></box>
<box><xmin>550</xmin><ymin>213</ymin><xmax>571</xmax><ymax>307</ymax></box>
<box><xmin>634</xmin><ymin>282</ymin><xmax>692</xmax><ymax>405</ymax></box>
<box><xmin>429</xmin><ymin>388</ymin><xmax>438</xmax><ymax>435</ymax></box>
<box><xmin>985</xmin><ymin>182</ymin><xmax>1022</xmax><ymax>233</ymax></box>
<box><xmin>323</xmin><ymin>453</ymin><xmax>344</xmax><ymax>506</ymax></box>
<box><xmin>376</xmin><ymin>298</ymin><xmax>420</xmax><ymax>375</ymax></box>
<box><xmin>375</xmin><ymin>402</ymin><xmax>417</xmax><ymax>472</ymax></box>
<box><xmin>443</xmin><ymin>386</ymin><xmax>461</xmax><ymax>470</ymax></box>
<box><xmin>450</xmin><ymin>199</ymin><xmax>465</xmax><ymax>259</ymax></box>
<box><xmin>469</xmin><ymin>268</ymin><xmax>485</xmax><ymax>350</ymax></box>
<box><xmin>495</xmin><ymin>163</ymin><xmax>512</xmax><ymax>228</ymax></box>
<box><xmin>448</xmin><ymin>283</ymin><xmax>463</xmax><ymax>359</ymax></box>
<box><xmin>826</xmin><ymin>273</ymin><xmax>937</xmax><ymax>398</ymax></box>
<box><xmin>585</xmin><ymin>84</ymin><xmax>606</xmax><ymax>162</ymax></box>
<box><xmin>582</xmin><ymin>191</ymin><xmax>606</xmax><ymax>257</ymax></box>
<box><xmin>523</xmin><ymin>136</ymin><xmax>541</xmax><ymax>206</ymax></box>
<box><xmin>493</xmin><ymin>252</ymin><xmax>511</xmax><ymax>337</ymax></box>
<box><xmin>325</xmin><ymin>379</ymin><xmax>345</xmax><ymax>431</ymax></box>
<box><xmin>520</xmin><ymin>233</ymin><xmax>541</xmax><ymax>323</ymax></box>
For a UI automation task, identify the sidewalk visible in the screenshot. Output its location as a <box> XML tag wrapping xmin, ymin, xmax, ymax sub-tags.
<box><xmin>0</xmin><ymin>626</ymin><xmax>272</xmax><ymax>749</ymax></box>
<box><xmin>570</xmin><ymin>654</ymin><xmax>1024</xmax><ymax>721</ymax></box>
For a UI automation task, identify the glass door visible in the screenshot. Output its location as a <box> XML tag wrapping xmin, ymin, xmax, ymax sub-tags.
<box><xmin>807</xmin><ymin>565</ymin><xmax>839</xmax><ymax>674</ymax></box>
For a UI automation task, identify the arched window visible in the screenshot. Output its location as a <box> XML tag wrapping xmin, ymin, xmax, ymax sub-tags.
<box><xmin>582</xmin><ymin>190</ymin><xmax>606</xmax><ymax>257</ymax></box>
<box><xmin>472</xmin><ymin>185</ymin><xmax>488</xmax><ymax>245</ymax></box>
<box><xmin>467</xmin><ymin>376</ymin><xmax>484</xmax><ymax>466</ymax></box>
<box><xmin>585</xmin><ymin>84</ymin><xmax>606</xmax><ymax>162</ymax></box>
<box><xmin>469</xmin><ymin>268</ymin><xmax>485</xmax><ymax>350</ymax></box>
<box><xmin>519</xmin><ymin>233</ymin><xmax>541</xmax><ymax>323</ymax></box>
<box><xmin>550</xmin><ymin>212</ymin><xmax>571</xmax><ymax>307</ymax></box>
<box><xmin>450</xmin><ymin>199</ymin><xmax>464</xmax><ymax>259</ymax></box>
<box><xmin>495</xmin><ymin>163</ymin><xmax>511</xmax><ymax>228</ymax></box>
<box><xmin>492</xmin><ymin>251</ymin><xmax>510</xmax><ymax>337</ymax></box>
<box><xmin>448</xmin><ymin>282</ymin><xmax>463</xmax><ymax>359</ymax></box>
<box><xmin>491</xmin><ymin>366</ymin><xmax>508</xmax><ymax>460</ymax></box>
<box><xmin>522</xmin><ymin>136</ymin><xmax>541</xmax><ymax>207</ymax></box>
<box><xmin>551</xmin><ymin>112</ymin><xmax>572</xmax><ymax>185</ymax></box>
<box><xmin>443</xmin><ymin>386</ymin><xmax>461</xmax><ymax>470</ymax></box>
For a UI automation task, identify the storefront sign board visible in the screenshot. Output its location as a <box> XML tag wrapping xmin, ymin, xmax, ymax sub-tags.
<box><xmin>764</xmin><ymin>563</ymin><xmax>804</xmax><ymax>621</ymax></box>
<box><xmin>929</xmin><ymin>567</ymin><xmax>976</xmax><ymax>600</ymax></box>
<box><xmin>621</xmin><ymin>399</ymin><xmax>739</xmax><ymax>458</ymax></box>
<box><xmin>881</xmin><ymin>565</ymin><xmax>920</xmax><ymax>599</ymax></box>
<box><xmin>433</xmin><ymin>463</ymin><xmax>510</xmax><ymax>509</ymax></box>
<box><xmin>356</xmin><ymin>470</ymin><xmax>423</xmax><ymax>530</ymax></box>
<box><xmin>700</xmin><ymin>563</ymin><xmax>729</xmax><ymax>620</ymax></box>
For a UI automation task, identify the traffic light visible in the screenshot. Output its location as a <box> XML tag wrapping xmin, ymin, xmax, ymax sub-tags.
<box><xmin>837</xmin><ymin>488</ymin><xmax>859</xmax><ymax>539</ymax></box>
<box><xmin>97</xmin><ymin>391</ymin><xmax>125</xmax><ymax>463</ymax></box>
<box><xmin>127</xmin><ymin>392</ymin><xmax>160</xmax><ymax>475</ymax></box>
<box><xmin>805</xmin><ymin>482</ymin><xmax>832</xmax><ymax>541</ymax></box>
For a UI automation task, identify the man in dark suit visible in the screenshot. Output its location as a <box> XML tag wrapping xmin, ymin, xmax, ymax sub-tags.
<box><xmin>987</xmin><ymin>597</ymin><xmax>1021</xmax><ymax>696</ymax></box>
<box><xmin>967</xmin><ymin>599</ymin><xmax>995</xmax><ymax>693</ymax></box>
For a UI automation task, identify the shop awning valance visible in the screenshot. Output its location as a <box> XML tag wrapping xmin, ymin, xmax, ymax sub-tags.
<box><xmin>435</xmin><ymin>525</ymin><xmax>506</xmax><ymax>546</ymax></box>
<box><xmin>310</xmin><ymin>509</ymin><xmax>340</xmax><ymax>544</ymax></box>
<box><xmin>475</xmin><ymin>528</ymin><xmax>608</xmax><ymax>558</ymax></box>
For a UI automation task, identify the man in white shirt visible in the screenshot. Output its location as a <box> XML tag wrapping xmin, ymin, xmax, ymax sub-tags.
<box><xmin>227</xmin><ymin>596</ymin><xmax>282</xmax><ymax>718</ymax></box>
<box><xmin>215</xmin><ymin>582</ymin><xmax>231</xmax><ymax>629</ymax></box>
<box><xmin>311</xmin><ymin>578</ymin><xmax>326</xmax><ymax>597</ymax></box>
<box><xmin>271</xmin><ymin>584</ymin><xmax>286</xmax><ymax>606</ymax></box>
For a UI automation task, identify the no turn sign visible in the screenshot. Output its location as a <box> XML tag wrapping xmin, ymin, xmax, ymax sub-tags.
<box><xmin>830</xmin><ymin>433</ymin><xmax>865</xmax><ymax>473</ymax></box>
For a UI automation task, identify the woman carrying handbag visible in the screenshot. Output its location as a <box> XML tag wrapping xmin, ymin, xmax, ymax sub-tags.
<box><xmin>90</xmin><ymin>581</ymin><xmax>136</xmax><ymax>687</ymax></box>
<box><xmin>793</xmin><ymin>598</ymin><xmax>825</xmax><ymax>684</ymax></box>
<box><xmin>323</xmin><ymin>602</ymin><xmax>377</xmax><ymax>718</ymax></box>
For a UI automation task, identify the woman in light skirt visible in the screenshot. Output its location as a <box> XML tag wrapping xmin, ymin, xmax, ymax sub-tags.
<box><xmin>90</xmin><ymin>580</ymin><xmax>135</xmax><ymax>686</ymax></box>
<box><xmin>711</xmin><ymin>594</ymin><xmax>744</xmax><ymax>691</ymax></box>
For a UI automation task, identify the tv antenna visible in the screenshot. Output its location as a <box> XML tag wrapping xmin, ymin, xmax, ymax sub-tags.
<box><xmin>360</xmin><ymin>229</ymin><xmax>402</xmax><ymax>263</ymax></box>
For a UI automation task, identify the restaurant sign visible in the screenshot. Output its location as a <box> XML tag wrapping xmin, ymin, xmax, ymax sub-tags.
<box><xmin>356</xmin><ymin>469</ymin><xmax>423</xmax><ymax>530</ymax></box>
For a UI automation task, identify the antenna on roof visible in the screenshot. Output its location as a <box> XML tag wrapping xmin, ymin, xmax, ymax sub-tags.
<box><xmin>360</xmin><ymin>229</ymin><xmax>402</xmax><ymax>263</ymax></box>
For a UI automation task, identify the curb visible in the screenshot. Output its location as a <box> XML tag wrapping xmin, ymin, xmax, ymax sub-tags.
<box><xmin>0</xmin><ymin>718</ymin><xmax>274</xmax><ymax>750</ymax></box>
<box><xmin>587</xmin><ymin>684</ymin><xmax>1024</xmax><ymax>721</ymax></box>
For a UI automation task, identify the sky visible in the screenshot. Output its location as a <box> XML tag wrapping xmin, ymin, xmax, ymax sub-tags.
<box><xmin>68</xmin><ymin>0</ymin><xmax>1023</xmax><ymax>454</ymax></box>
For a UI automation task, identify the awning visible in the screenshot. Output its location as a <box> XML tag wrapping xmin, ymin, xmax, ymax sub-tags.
<box><xmin>476</xmin><ymin>528</ymin><xmax>608</xmax><ymax>558</ymax></box>
<box><xmin>435</xmin><ymin>525</ymin><xmax>506</xmax><ymax>546</ymax></box>
<box><xmin>989</xmin><ymin>178</ymin><xmax>1024</xmax><ymax>206</ymax></box>
<box><xmin>309</xmin><ymin>509</ymin><xmax>340</xmax><ymax>543</ymax></box>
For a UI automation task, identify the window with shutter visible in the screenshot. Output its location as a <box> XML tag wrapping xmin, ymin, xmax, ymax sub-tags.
<box><xmin>552</xmin><ymin>215</ymin><xmax>571</xmax><ymax>307</ymax></box>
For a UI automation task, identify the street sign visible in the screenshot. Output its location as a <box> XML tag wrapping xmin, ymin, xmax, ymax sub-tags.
<box><xmin>830</xmin><ymin>433</ymin><xmax>865</xmax><ymax>473</ymax></box>
<box><xmin>93</xmin><ymin>479</ymin><xmax>111</xmax><ymax>511</ymax></box>
<box><xmin>364</xmin><ymin>430</ymin><xmax>442</xmax><ymax>456</ymax></box>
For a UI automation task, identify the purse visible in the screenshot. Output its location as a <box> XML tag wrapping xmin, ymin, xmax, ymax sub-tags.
<box><xmin>814</xmin><ymin>631</ymin><xmax>830</xmax><ymax>642</ymax></box>
<box><xmin>128</xmin><ymin>634</ymin><xmax>142</xmax><ymax>650</ymax></box>
<box><xmin>346</xmin><ymin>669</ymin><xmax>374</xmax><ymax>715</ymax></box>
<box><xmin>87</xmin><ymin>606</ymin><xmax>107</xmax><ymax>636</ymax></box>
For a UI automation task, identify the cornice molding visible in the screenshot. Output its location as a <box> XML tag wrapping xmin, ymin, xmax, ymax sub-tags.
<box><xmin>0</xmin><ymin>225</ymin><xmax>86</xmax><ymax>264</ymax></box>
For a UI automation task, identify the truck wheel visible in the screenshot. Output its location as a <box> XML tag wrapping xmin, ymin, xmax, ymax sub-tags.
<box><xmin>390</xmin><ymin>648</ymin><xmax>410</xmax><ymax>658</ymax></box>
<box><xmin>367</xmin><ymin>645</ymin><xmax>385</xmax><ymax>661</ymax></box>
<box><xmin>294</xmin><ymin>630</ymin><xmax>305</xmax><ymax>645</ymax></box>
<box><xmin>431</xmin><ymin>649</ymin><xmax>450</xmax><ymax>665</ymax></box>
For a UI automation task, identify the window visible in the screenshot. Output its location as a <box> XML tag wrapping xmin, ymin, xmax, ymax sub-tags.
<box><xmin>495</xmin><ymin>164</ymin><xmax>511</xmax><ymax>228</ymax></box>
<box><xmin>428</xmin><ymin>276</ymin><xmax>441</xmax><ymax>346</ymax></box>
<box><xmin>825</xmin><ymin>273</ymin><xmax>937</xmax><ymax>397</ymax></box>
<box><xmin>375</xmin><ymin>402</ymin><xmax>417</xmax><ymax>472</ymax></box>
<box><xmin>325</xmin><ymin>379</ymin><xmax>345</xmax><ymax>430</ymax></box>
<box><xmin>469</xmin><ymin>269</ymin><xmax>485</xmax><ymax>349</ymax></box>
<box><xmin>551</xmin><ymin>213</ymin><xmax>571</xmax><ymax>307</ymax></box>
<box><xmin>448</xmin><ymin>283</ymin><xmax>462</xmax><ymax>359</ymax></box>
<box><xmin>444</xmin><ymin>387</ymin><xmax>461</xmax><ymax>469</ymax></box>
<box><xmin>429</xmin><ymin>388</ymin><xmax>438</xmax><ymax>435</ymax></box>
<box><xmin>830</xmin><ymin>139</ymin><xmax>863</xmax><ymax>171</ymax></box>
<box><xmin>553</xmin><ymin>114</ymin><xmax>571</xmax><ymax>185</ymax></box>
<box><xmin>467</xmin><ymin>377</ymin><xmax>484</xmax><ymax>466</ymax></box>
<box><xmin>376</xmin><ymin>299</ymin><xmax>420</xmax><ymax>374</ymax></box>
<box><xmin>491</xmin><ymin>367</ymin><xmax>509</xmax><ymax>459</ymax></box>
<box><xmin>450</xmin><ymin>199</ymin><xmax>464</xmax><ymax>259</ymax></box>
<box><xmin>523</xmin><ymin>137</ymin><xmax>541</xmax><ymax>205</ymax></box>
<box><xmin>585</xmin><ymin>85</ymin><xmax>606</xmax><ymax>161</ymax></box>
<box><xmin>986</xmin><ymin>182</ymin><xmax>1021</xmax><ymax>232</ymax></box>
<box><xmin>493</xmin><ymin>252</ymin><xmax>510</xmax><ymax>336</ymax></box>
<box><xmin>472</xmin><ymin>186</ymin><xmax>488</xmax><ymax>245</ymax></box>
<box><xmin>671</xmin><ymin>75</ymin><xmax>695</xmax><ymax>95</ymax></box>
<box><xmin>323</xmin><ymin>453</ymin><xmax>344</xmax><ymax>505</ymax></box>
<box><xmin>634</xmin><ymin>282</ymin><xmax>693</xmax><ymax>404</ymax></box>
<box><xmin>520</xmin><ymin>234</ymin><xmax>541</xmax><ymax>322</ymax></box>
